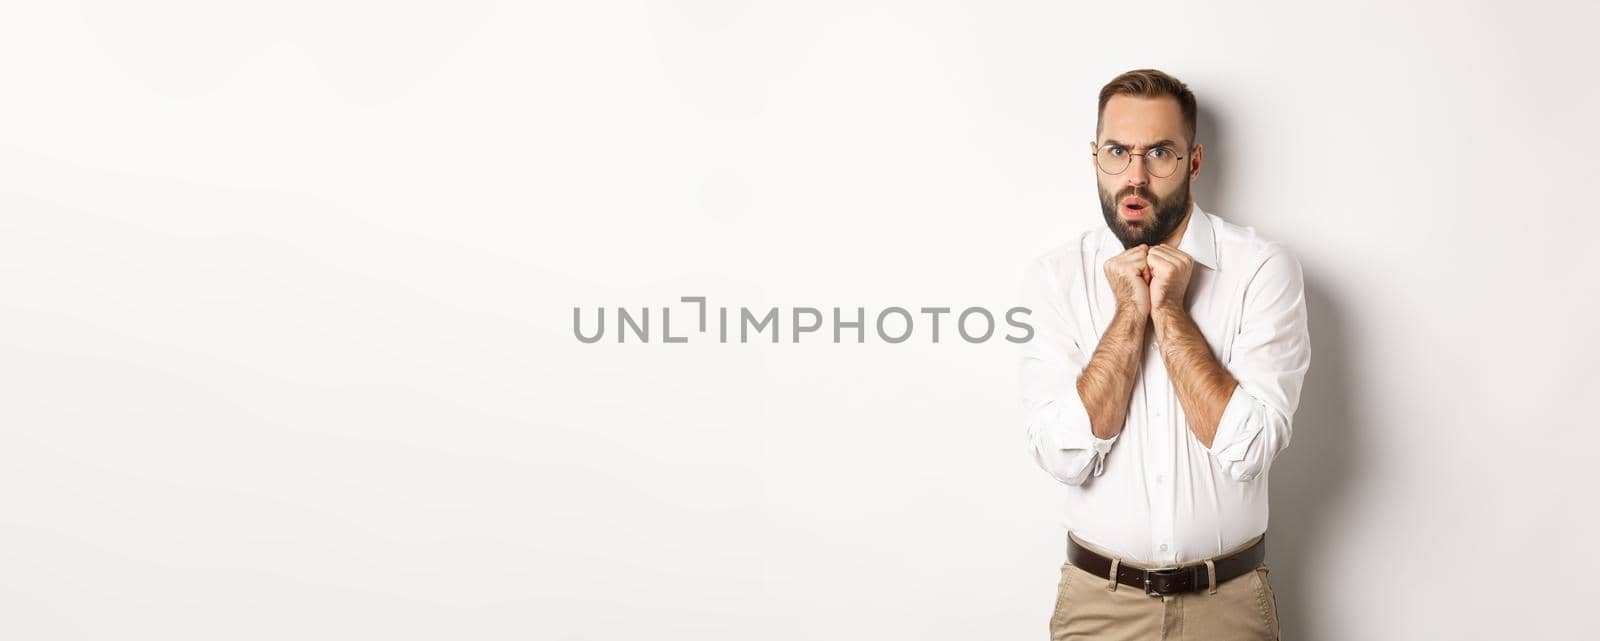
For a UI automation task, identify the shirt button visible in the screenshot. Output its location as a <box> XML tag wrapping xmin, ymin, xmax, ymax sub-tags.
<box><xmin>1156</xmin><ymin>475</ymin><xmax>1165</xmax><ymax>484</ymax></box>
<box><xmin>1160</xmin><ymin>543</ymin><xmax>1169</xmax><ymax>552</ymax></box>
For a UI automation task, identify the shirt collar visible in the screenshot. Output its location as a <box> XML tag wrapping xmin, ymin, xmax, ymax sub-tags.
<box><xmin>1099</xmin><ymin>201</ymin><xmax>1219</xmax><ymax>272</ymax></box>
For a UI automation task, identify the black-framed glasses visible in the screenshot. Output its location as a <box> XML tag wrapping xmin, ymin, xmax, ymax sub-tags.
<box><xmin>1093</xmin><ymin>143</ymin><xmax>1190</xmax><ymax>178</ymax></box>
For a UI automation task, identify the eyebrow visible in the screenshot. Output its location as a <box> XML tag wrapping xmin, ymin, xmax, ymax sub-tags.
<box><xmin>1103</xmin><ymin>138</ymin><xmax>1180</xmax><ymax>149</ymax></box>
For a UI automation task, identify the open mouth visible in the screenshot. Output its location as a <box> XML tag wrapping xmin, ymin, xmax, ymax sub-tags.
<box><xmin>1121</xmin><ymin>197</ymin><xmax>1150</xmax><ymax>218</ymax></box>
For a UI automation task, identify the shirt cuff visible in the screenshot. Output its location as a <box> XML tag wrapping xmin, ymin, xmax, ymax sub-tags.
<box><xmin>1048</xmin><ymin>400</ymin><xmax>1120</xmax><ymax>476</ymax></box>
<box><xmin>1087</xmin><ymin>432</ymin><xmax>1117</xmax><ymax>476</ymax></box>
<box><xmin>1205</xmin><ymin>384</ymin><xmax>1262</xmax><ymax>464</ymax></box>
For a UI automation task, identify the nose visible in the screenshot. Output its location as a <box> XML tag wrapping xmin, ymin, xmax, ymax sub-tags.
<box><xmin>1123</xmin><ymin>154</ymin><xmax>1150</xmax><ymax>187</ymax></box>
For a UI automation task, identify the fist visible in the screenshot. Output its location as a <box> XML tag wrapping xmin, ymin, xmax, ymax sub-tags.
<box><xmin>1147</xmin><ymin>245</ymin><xmax>1194</xmax><ymax>312</ymax></box>
<box><xmin>1104</xmin><ymin>245</ymin><xmax>1153</xmax><ymax>317</ymax></box>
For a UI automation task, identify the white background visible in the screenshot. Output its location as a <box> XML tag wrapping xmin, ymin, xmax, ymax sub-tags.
<box><xmin>3</xmin><ymin>1</ymin><xmax>1597</xmax><ymax>639</ymax></box>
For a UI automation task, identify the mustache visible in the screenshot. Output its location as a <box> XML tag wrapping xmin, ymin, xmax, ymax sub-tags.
<box><xmin>1114</xmin><ymin>186</ymin><xmax>1157</xmax><ymax>206</ymax></box>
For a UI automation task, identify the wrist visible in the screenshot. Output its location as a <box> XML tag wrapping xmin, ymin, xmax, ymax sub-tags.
<box><xmin>1150</xmin><ymin>304</ymin><xmax>1183</xmax><ymax>345</ymax></box>
<box><xmin>1116</xmin><ymin>301</ymin><xmax>1151</xmax><ymax>324</ymax></box>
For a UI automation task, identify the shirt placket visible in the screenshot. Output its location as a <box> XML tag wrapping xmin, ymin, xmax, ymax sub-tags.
<box><xmin>1142</xmin><ymin>331</ymin><xmax>1177</xmax><ymax>564</ymax></box>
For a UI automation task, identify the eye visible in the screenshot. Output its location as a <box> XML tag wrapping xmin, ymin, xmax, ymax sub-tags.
<box><xmin>1107</xmin><ymin>146</ymin><xmax>1126</xmax><ymax>157</ymax></box>
<box><xmin>1148</xmin><ymin>147</ymin><xmax>1172</xmax><ymax>159</ymax></box>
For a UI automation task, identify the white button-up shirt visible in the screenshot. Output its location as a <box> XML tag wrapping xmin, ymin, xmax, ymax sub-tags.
<box><xmin>1019</xmin><ymin>203</ymin><xmax>1311</xmax><ymax>565</ymax></box>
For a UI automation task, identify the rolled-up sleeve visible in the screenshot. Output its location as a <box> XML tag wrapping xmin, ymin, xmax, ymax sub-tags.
<box><xmin>1020</xmin><ymin>257</ymin><xmax>1119</xmax><ymax>486</ymax></box>
<box><xmin>1204</xmin><ymin>243</ymin><xmax>1311</xmax><ymax>482</ymax></box>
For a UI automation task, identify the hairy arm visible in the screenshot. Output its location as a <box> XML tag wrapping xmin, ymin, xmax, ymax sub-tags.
<box><xmin>1148</xmin><ymin>242</ymin><xmax>1311</xmax><ymax>481</ymax></box>
<box><xmin>1020</xmin><ymin>251</ymin><xmax>1148</xmax><ymax>486</ymax></box>
<box><xmin>1079</xmin><ymin>306</ymin><xmax>1150</xmax><ymax>440</ymax></box>
<box><xmin>1151</xmin><ymin>305</ymin><xmax>1237</xmax><ymax>448</ymax></box>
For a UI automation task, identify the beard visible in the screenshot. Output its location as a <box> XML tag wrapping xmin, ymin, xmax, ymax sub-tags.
<box><xmin>1098</xmin><ymin>174</ymin><xmax>1191</xmax><ymax>250</ymax></box>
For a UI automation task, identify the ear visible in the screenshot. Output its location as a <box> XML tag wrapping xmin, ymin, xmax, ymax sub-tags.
<box><xmin>1188</xmin><ymin>143</ymin><xmax>1204</xmax><ymax>180</ymax></box>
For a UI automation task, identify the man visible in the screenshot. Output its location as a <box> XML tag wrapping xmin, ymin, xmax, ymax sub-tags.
<box><xmin>1019</xmin><ymin>69</ymin><xmax>1311</xmax><ymax>640</ymax></box>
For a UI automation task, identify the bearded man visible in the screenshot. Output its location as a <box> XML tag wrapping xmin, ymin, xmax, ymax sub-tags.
<box><xmin>1020</xmin><ymin>68</ymin><xmax>1312</xmax><ymax>640</ymax></box>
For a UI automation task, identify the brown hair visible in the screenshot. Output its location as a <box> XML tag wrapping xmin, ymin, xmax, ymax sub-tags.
<box><xmin>1096</xmin><ymin>69</ymin><xmax>1198</xmax><ymax>145</ymax></box>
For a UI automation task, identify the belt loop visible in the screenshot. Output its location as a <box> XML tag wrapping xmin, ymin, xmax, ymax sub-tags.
<box><xmin>1107</xmin><ymin>557</ymin><xmax>1121</xmax><ymax>592</ymax></box>
<box><xmin>1204</xmin><ymin>559</ymin><xmax>1217</xmax><ymax>594</ymax></box>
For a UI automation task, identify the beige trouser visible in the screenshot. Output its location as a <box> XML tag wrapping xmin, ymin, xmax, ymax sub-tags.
<box><xmin>1049</xmin><ymin>532</ymin><xmax>1280</xmax><ymax>641</ymax></box>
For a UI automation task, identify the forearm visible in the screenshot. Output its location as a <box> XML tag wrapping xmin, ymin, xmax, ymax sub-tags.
<box><xmin>1076</xmin><ymin>305</ymin><xmax>1147</xmax><ymax>440</ymax></box>
<box><xmin>1152</xmin><ymin>304</ymin><xmax>1238</xmax><ymax>448</ymax></box>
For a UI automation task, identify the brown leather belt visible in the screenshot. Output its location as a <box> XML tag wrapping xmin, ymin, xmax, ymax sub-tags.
<box><xmin>1066</xmin><ymin>532</ymin><xmax>1266</xmax><ymax>597</ymax></box>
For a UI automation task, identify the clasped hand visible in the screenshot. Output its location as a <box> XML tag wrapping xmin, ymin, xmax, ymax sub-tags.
<box><xmin>1104</xmin><ymin>244</ymin><xmax>1194</xmax><ymax>319</ymax></box>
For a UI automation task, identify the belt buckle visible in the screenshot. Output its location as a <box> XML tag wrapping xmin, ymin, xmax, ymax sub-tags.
<box><xmin>1142</xmin><ymin>567</ymin><xmax>1183</xmax><ymax>597</ymax></box>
